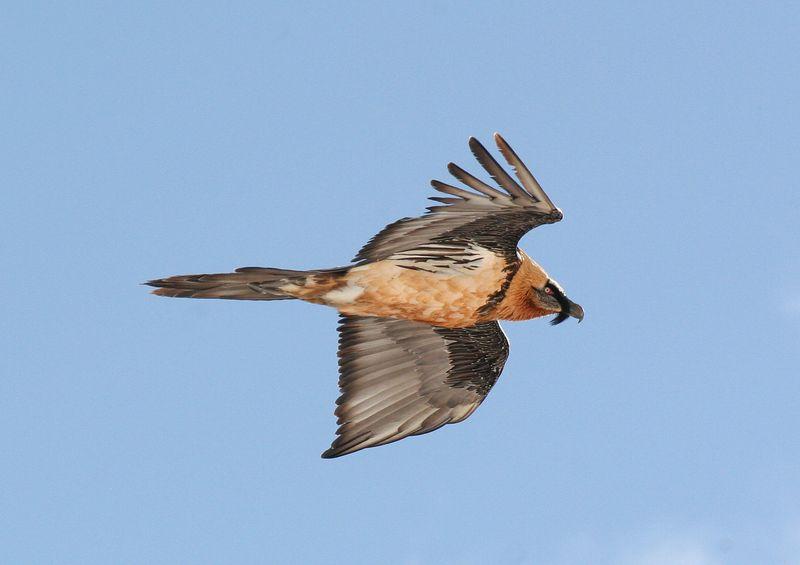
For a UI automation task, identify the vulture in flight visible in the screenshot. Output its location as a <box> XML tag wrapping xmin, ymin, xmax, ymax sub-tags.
<box><xmin>148</xmin><ymin>134</ymin><xmax>583</xmax><ymax>458</ymax></box>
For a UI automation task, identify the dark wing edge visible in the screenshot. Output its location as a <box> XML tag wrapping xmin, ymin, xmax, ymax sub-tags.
<box><xmin>322</xmin><ymin>316</ymin><xmax>510</xmax><ymax>459</ymax></box>
<box><xmin>353</xmin><ymin>133</ymin><xmax>562</xmax><ymax>263</ymax></box>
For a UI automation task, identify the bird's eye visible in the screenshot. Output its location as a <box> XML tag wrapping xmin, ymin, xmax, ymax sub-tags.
<box><xmin>544</xmin><ymin>286</ymin><xmax>553</xmax><ymax>295</ymax></box>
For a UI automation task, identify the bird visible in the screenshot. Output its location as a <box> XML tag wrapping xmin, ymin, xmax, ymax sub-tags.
<box><xmin>147</xmin><ymin>133</ymin><xmax>583</xmax><ymax>458</ymax></box>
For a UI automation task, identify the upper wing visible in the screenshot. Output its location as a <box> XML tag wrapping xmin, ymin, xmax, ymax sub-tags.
<box><xmin>322</xmin><ymin>315</ymin><xmax>509</xmax><ymax>458</ymax></box>
<box><xmin>354</xmin><ymin>133</ymin><xmax>562</xmax><ymax>264</ymax></box>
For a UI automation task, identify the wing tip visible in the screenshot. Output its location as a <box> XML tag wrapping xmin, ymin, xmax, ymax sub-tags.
<box><xmin>446</xmin><ymin>162</ymin><xmax>462</xmax><ymax>177</ymax></box>
<box><xmin>493</xmin><ymin>132</ymin><xmax>510</xmax><ymax>151</ymax></box>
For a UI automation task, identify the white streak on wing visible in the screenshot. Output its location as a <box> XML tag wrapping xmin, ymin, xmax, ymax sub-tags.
<box><xmin>388</xmin><ymin>243</ymin><xmax>493</xmax><ymax>275</ymax></box>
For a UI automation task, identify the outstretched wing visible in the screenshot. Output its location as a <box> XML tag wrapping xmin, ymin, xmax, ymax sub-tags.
<box><xmin>323</xmin><ymin>315</ymin><xmax>509</xmax><ymax>458</ymax></box>
<box><xmin>354</xmin><ymin>133</ymin><xmax>562</xmax><ymax>264</ymax></box>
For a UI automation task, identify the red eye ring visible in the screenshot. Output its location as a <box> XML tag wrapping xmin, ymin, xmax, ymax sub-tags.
<box><xmin>544</xmin><ymin>287</ymin><xmax>553</xmax><ymax>295</ymax></box>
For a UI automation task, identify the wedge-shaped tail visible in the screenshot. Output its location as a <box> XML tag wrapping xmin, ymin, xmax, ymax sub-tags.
<box><xmin>146</xmin><ymin>267</ymin><xmax>343</xmax><ymax>300</ymax></box>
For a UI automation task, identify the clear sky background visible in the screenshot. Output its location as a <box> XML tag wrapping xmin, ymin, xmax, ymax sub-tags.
<box><xmin>2</xmin><ymin>2</ymin><xmax>799</xmax><ymax>564</ymax></box>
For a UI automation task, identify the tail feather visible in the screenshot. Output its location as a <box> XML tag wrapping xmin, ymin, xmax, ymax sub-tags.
<box><xmin>146</xmin><ymin>267</ymin><xmax>342</xmax><ymax>300</ymax></box>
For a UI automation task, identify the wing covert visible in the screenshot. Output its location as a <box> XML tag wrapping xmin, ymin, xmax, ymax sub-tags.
<box><xmin>322</xmin><ymin>316</ymin><xmax>510</xmax><ymax>458</ymax></box>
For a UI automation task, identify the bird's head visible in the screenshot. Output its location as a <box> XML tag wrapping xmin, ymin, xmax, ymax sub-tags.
<box><xmin>531</xmin><ymin>279</ymin><xmax>584</xmax><ymax>325</ymax></box>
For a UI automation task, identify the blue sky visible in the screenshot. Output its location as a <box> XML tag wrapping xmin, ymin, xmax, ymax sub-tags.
<box><xmin>2</xmin><ymin>2</ymin><xmax>799</xmax><ymax>564</ymax></box>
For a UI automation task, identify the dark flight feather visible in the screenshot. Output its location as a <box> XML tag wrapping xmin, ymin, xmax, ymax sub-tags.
<box><xmin>353</xmin><ymin>135</ymin><xmax>561</xmax><ymax>264</ymax></box>
<box><xmin>323</xmin><ymin>316</ymin><xmax>509</xmax><ymax>458</ymax></box>
<box><xmin>468</xmin><ymin>136</ymin><xmax>529</xmax><ymax>200</ymax></box>
<box><xmin>493</xmin><ymin>133</ymin><xmax>555</xmax><ymax>208</ymax></box>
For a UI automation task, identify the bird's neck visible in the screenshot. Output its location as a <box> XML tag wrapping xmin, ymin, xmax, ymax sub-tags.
<box><xmin>492</xmin><ymin>251</ymin><xmax>552</xmax><ymax>321</ymax></box>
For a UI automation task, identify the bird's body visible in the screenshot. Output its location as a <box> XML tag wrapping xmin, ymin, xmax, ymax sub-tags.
<box><xmin>314</xmin><ymin>245</ymin><xmax>510</xmax><ymax>326</ymax></box>
<box><xmin>148</xmin><ymin>134</ymin><xmax>583</xmax><ymax>458</ymax></box>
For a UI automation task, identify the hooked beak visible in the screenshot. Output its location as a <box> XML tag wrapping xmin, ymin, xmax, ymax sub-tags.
<box><xmin>550</xmin><ymin>299</ymin><xmax>584</xmax><ymax>325</ymax></box>
<box><xmin>568</xmin><ymin>301</ymin><xmax>584</xmax><ymax>323</ymax></box>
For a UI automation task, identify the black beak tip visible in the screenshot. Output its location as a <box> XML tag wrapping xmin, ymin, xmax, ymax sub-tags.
<box><xmin>550</xmin><ymin>298</ymin><xmax>584</xmax><ymax>326</ymax></box>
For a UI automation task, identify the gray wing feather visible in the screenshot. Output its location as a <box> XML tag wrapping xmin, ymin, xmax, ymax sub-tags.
<box><xmin>493</xmin><ymin>133</ymin><xmax>555</xmax><ymax>208</ymax></box>
<box><xmin>322</xmin><ymin>316</ymin><xmax>509</xmax><ymax>458</ymax></box>
<box><xmin>354</xmin><ymin>134</ymin><xmax>562</xmax><ymax>263</ymax></box>
<box><xmin>468</xmin><ymin>136</ymin><xmax>530</xmax><ymax>199</ymax></box>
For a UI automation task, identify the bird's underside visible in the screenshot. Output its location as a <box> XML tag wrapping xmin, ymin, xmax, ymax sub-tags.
<box><xmin>147</xmin><ymin>133</ymin><xmax>583</xmax><ymax>458</ymax></box>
